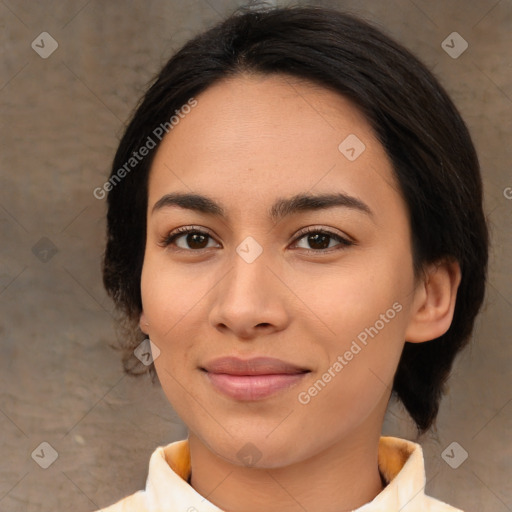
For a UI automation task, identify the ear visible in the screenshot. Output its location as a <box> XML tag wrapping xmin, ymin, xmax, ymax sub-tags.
<box><xmin>404</xmin><ymin>258</ymin><xmax>461</xmax><ymax>343</ymax></box>
<box><xmin>139</xmin><ymin>311</ymin><xmax>150</xmax><ymax>334</ymax></box>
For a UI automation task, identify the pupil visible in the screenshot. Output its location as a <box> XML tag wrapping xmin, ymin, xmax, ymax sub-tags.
<box><xmin>188</xmin><ymin>233</ymin><xmax>207</xmax><ymax>249</ymax></box>
<box><xmin>309</xmin><ymin>233</ymin><xmax>329</xmax><ymax>249</ymax></box>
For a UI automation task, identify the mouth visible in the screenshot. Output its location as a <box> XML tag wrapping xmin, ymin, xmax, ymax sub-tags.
<box><xmin>200</xmin><ymin>356</ymin><xmax>311</xmax><ymax>401</ymax></box>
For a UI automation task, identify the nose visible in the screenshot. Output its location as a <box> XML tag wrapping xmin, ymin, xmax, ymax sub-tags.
<box><xmin>208</xmin><ymin>242</ymin><xmax>290</xmax><ymax>340</ymax></box>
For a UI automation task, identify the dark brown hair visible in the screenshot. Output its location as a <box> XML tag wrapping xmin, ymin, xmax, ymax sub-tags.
<box><xmin>102</xmin><ymin>4</ymin><xmax>489</xmax><ymax>433</ymax></box>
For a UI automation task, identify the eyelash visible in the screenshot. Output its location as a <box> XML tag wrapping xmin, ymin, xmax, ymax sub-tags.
<box><xmin>159</xmin><ymin>225</ymin><xmax>354</xmax><ymax>254</ymax></box>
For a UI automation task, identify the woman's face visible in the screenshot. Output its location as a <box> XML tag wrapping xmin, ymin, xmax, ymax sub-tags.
<box><xmin>140</xmin><ymin>73</ymin><xmax>422</xmax><ymax>467</ymax></box>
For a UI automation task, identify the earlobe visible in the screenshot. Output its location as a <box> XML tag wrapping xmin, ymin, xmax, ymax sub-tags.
<box><xmin>404</xmin><ymin>258</ymin><xmax>462</xmax><ymax>343</ymax></box>
<box><xmin>139</xmin><ymin>311</ymin><xmax>150</xmax><ymax>334</ymax></box>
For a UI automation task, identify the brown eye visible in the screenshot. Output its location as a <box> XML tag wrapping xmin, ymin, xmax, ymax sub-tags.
<box><xmin>180</xmin><ymin>232</ymin><xmax>209</xmax><ymax>249</ymax></box>
<box><xmin>160</xmin><ymin>226</ymin><xmax>353</xmax><ymax>254</ymax></box>
<box><xmin>293</xmin><ymin>228</ymin><xmax>353</xmax><ymax>252</ymax></box>
<box><xmin>161</xmin><ymin>227</ymin><xmax>220</xmax><ymax>251</ymax></box>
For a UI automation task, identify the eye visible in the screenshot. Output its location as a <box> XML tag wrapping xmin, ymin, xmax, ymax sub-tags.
<box><xmin>291</xmin><ymin>226</ymin><xmax>354</xmax><ymax>253</ymax></box>
<box><xmin>160</xmin><ymin>225</ymin><xmax>354</xmax><ymax>253</ymax></box>
<box><xmin>160</xmin><ymin>226</ymin><xmax>219</xmax><ymax>251</ymax></box>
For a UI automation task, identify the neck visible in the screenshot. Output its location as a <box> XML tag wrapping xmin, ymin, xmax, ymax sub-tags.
<box><xmin>188</xmin><ymin>421</ymin><xmax>385</xmax><ymax>512</ymax></box>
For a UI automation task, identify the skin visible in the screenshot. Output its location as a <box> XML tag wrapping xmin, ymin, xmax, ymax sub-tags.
<box><xmin>139</xmin><ymin>73</ymin><xmax>461</xmax><ymax>512</ymax></box>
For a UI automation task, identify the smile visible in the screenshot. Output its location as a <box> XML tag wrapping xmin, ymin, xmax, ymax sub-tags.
<box><xmin>202</xmin><ymin>371</ymin><xmax>309</xmax><ymax>401</ymax></box>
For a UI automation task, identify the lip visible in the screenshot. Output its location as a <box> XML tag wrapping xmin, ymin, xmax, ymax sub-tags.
<box><xmin>201</xmin><ymin>356</ymin><xmax>310</xmax><ymax>401</ymax></box>
<box><xmin>202</xmin><ymin>356</ymin><xmax>309</xmax><ymax>375</ymax></box>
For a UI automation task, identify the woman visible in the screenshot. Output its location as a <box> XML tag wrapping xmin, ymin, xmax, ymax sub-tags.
<box><xmin>96</xmin><ymin>4</ymin><xmax>488</xmax><ymax>511</ymax></box>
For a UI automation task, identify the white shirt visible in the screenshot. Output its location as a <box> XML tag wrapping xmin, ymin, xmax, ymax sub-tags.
<box><xmin>94</xmin><ymin>436</ymin><xmax>463</xmax><ymax>511</ymax></box>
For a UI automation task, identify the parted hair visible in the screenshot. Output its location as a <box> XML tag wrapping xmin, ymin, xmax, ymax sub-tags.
<box><xmin>102</xmin><ymin>3</ymin><xmax>489</xmax><ymax>434</ymax></box>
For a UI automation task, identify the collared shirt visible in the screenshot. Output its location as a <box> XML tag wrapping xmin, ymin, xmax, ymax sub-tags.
<box><xmin>94</xmin><ymin>436</ymin><xmax>463</xmax><ymax>512</ymax></box>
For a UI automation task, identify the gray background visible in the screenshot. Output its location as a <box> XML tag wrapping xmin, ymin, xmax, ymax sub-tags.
<box><xmin>1</xmin><ymin>0</ymin><xmax>511</xmax><ymax>511</ymax></box>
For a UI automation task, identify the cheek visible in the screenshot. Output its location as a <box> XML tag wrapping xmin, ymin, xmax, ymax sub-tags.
<box><xmin>140</xmin><ymin>258</ymin><xmax>196</xmax><ymax>388</ymax></box>
<box><xmin>140</xmin><ymin>254</ymin><xmax>207</xmax><ymax>333</ymax></box>
<box><xmin>290</xmin><ymin>257</ymin><xmax>410</xmax><ymax>341</ymax></box>
<box><xmin>140</xmin><ymin>255</ymin><xmax>223</xmax><ymax>383</ymax></box>
<box><xmin>291</xmin><ymin>252</ymin><xmax>412</xmax><ymax>394</ymax></box>
<box><xmin>294</xmin><ymin>299</ymin><xmax>407</xmax><ymax>434</ymax></box>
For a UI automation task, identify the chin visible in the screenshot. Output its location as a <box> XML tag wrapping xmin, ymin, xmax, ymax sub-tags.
<box><xmin>210</xmin><ymin>431</ymin><xmax>306</xmax><ymax>469</ymax></box>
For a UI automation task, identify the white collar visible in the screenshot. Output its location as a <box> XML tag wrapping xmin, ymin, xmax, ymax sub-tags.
<box><xmin>132</xmin><ymin>436</ymin><xmax>462</xmax><ymax>511</ymax></box>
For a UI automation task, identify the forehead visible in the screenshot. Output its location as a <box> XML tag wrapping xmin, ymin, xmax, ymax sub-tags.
<box><xmin>147</xmin><ymin>73</ymin><xmax>404</xmax><ymax>224</ymax></box>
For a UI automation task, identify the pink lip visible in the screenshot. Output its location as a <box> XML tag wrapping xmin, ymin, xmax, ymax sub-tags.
<box><xmin>204</xmin><ymin>372</ymin><xmax>308</xmax><ymax>400</ymax></box>
<box><xmin>201</xmin><ymin>356</ymin><xmax>310</xmax><ymax>401</ymax></box>
<box><xmin>202</xmin><ymin>356</ymin><xmax>309</xmax><ymax>375</ymax></box>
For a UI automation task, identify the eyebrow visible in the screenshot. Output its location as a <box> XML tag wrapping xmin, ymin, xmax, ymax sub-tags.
<box><xmin>151</xmin><ymin>191</ymin><xmax>374</xmax><ymax>222</ymax></box>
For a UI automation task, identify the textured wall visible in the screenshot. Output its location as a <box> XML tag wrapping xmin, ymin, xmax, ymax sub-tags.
<box><xmin>1</xmin><ymin>0</ymin><xmax>510</xmax><ymax>511</ymax></box>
